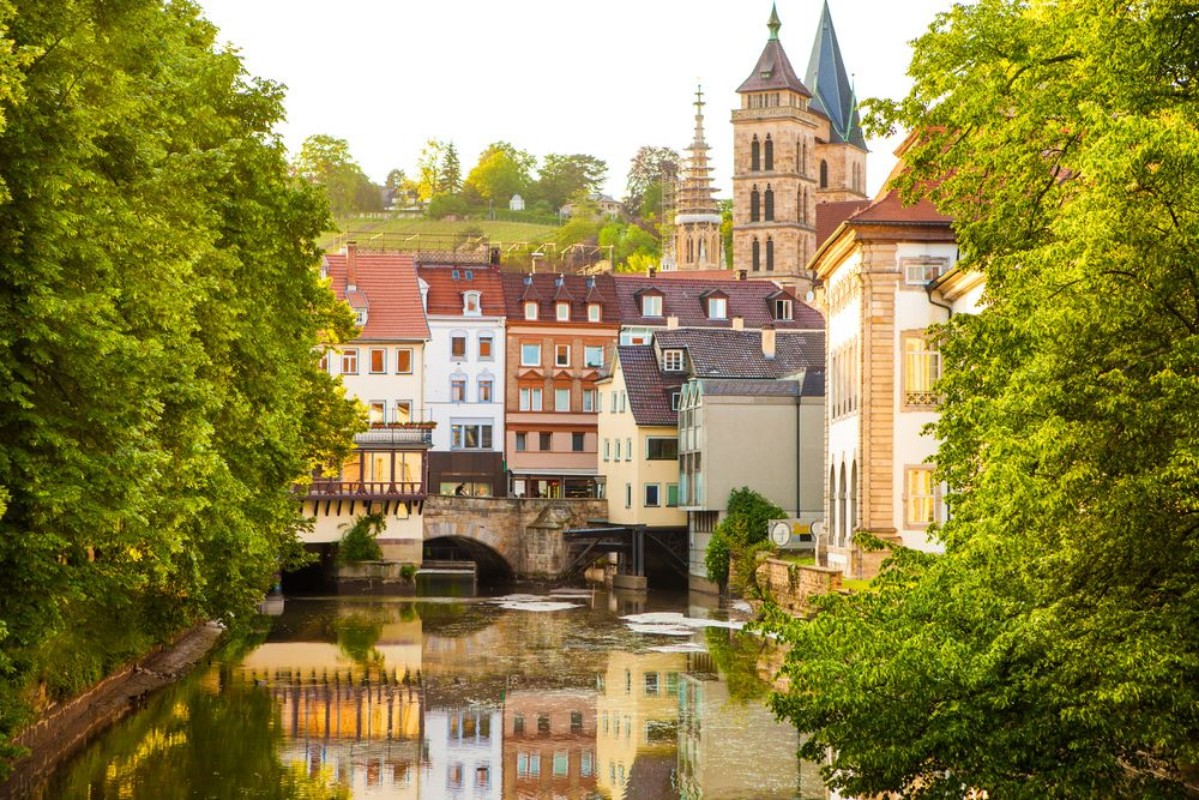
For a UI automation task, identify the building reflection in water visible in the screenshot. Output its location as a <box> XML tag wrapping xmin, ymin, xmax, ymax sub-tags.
<box><xmin>503</xmin><ymin>689</ymin><xmax>597</xmax><ymax>799</ymax></box>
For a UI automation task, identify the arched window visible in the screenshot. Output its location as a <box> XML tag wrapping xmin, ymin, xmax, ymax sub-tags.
<box><xmin>752</xmin><ymin>238</ymin><xmax>761</xmax><ymax>271</ymax></box>
<box><xmin>797</xmin><ymin>188</ymin><xmax>806</xmax><ymax>224</ymax></box>
<box><xmin>686</xmin><ymin>237</ymin><xmax>694</xmax><ymax>263</ymax></box>
<box><xmin>751</xmin><ymin>135</ymin><xmax>760</xmax><ymax>172</ymax></box>
<box><xmin>849</xmin><ymin>460</ymin><xmax>859</xmax><ymax>540</ymax></box>
<box><xmin>820</xmin><ymin>160</ymin><xmax>829</xmax><ymax>189</ymax></box>
<box><xmin>829</xmin><ymin>465</ymin><xmax>839</xmax><ymax>547</ymax></box>
<box><xmin>750</xmin><ymin>186</ymin><xmax>760</xmax><ymax>222</ymax></box>
<box><xmin>764</xmin><ymin>134</ymin><xmax>774</xmax><ymax>170</ymax></box>
<box><xmin>838</xmin><ymin>462</ymin><xmax>848</xmax><ymax>546</ymax></box>
<box><xmin>764</xmin><ymin>186</ymin><xmax>774</xmax><ymax>221</ymax></box>
<box><xmin>766</xmin><ymin>237</ymin><xmax>774</xmax><ymax>271</ymax></box>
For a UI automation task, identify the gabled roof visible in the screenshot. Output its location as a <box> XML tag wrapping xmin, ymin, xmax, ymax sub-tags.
<box><xmin>804</xmin><ymin>0</ymin><xmax>866</xmax><ymax>149</ymax></box>
<box><xmin>737</xmin><ymin>6</ymin><xmax>812</xmax><ymax>97</ymax></box>
<box><xmin>416</xmin><ymin>264</ymin><xmax>506</xmax><ymax>317</ymax></box>
<box><xmin>614</xmin><ymin>276</ymin><xmax>824</xmax><ymax>330</ymax></box>
<box><xmin>816</xmin><ymin>199</ymin><xmax>871</xmax><ymax>249</ymax></box>
<box><xmin>653</xmin><ymin>328</ymin><xmax>825</xmax><ymax>379</ymax></box>
<box><xmin>617</xmin><ymin>346</ymin><xmax>685</xmax><ymax>428</ymax></box>
<box><xmin>500</xmin><ymin>273</ymin><xmax>620</xmax><ymax>323</ymax></box>
<box><xmin>323</xmin><ymin>251</ymin><xmax>429</xmax><ymax>341</ymax></box>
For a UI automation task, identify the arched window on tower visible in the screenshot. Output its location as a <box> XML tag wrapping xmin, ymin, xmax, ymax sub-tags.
<box><xmin>820</xmin><ymin>159</ymin><xmax>829</xmax><ymax>189</ymax></box>
<box><xmin>687</xmin><ymin>237</ymin><xmax>694</xmax><ymax>263</ymax></box>
<box><xmin>751</xmin><ymin>135</ymin><xmax>760</xmax><ymax>172</ymax></box>
<box><xmin>764</xmin><ymin>135</ymin><xmax>774</xmax><ymax>170</ymax></box>
<box><xmin>766</xmin><ymin>237</ymin><xmax>774</xmax><ymax>271</ymax></box>
<box><xmin>849</xmin><ymin>460</ymin><xmax>858</xmax><ymax>539</ymax></box>
<box><xmin>750</xmin><ymin>186</ymin><xmax>760</xmax><ymax>222</ymax></box>
<box><xmin>838</xmin><ymin>462</ymin><xmax>848</xmax><ymax>546</ymax></box>
<box><xmin>829</xmin><ymin>465</ymin><xmax>840</xmax><ymax>547</ymax></box>
<box><xmin>752</xmin><ymin>238</ymin><xmax>761</xmax><ymax>271</ymax></box>
<box><xmin>764</xmin><ymin>185</ymin><xmax>774</xmax><ymax>221</ymax></box>
<box><xmin>797</xmin><ymin>188</ymin><xmax>806</xmax><ymax>224</ymax></box>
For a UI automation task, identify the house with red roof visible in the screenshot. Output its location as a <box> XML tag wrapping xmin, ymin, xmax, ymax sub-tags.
<box><xmin>303</xmin><ymin>245</ymin><xmax>432</xmax><ymax>561</ymax></box>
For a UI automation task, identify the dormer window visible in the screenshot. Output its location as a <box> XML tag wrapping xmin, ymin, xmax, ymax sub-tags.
<box><xmin>774</xmin><ymin>298</ymin><xmax>793</xmax><ymax>320</ymax></box>
<box><xmin>642</xmin><ymin>295</ymin><xmax>663</xmax><ymax>317</ymax></box>
<box><xmin>587</xmin><ymin>303</ymin><xmax>601</xmax><ymax>322</ymax></box>
<box><xmin>556</xmin><ymin>301</ymin><xmax>570</xmax><ymax>322</ymax></box>
<box><xmin>670</xmin><ymin>391</ymin><xmax>681</xmax><ymax>411</ymax></box>
<box><xmin>524</xmin><ymin>301</ymin><xmax>538</xmax><ymax>320</ymax></box>
<box><xmin>355</xmin><ymin>309</ymin><xmax>368</xmax><ymax>327</ymax></box>
<box><xmin>663</xmin><ymin>349</ymin><xmax>684</xmax><ymax>372</ymax></box>
<box><xmin>463</xmin><ymin>291</ymin><xmax>481</xmax><ymax>316</ymax></box>
<box><xmin>707</xmin><ymin>297</ymin><xmax>727</xmax><ymax>319</ymax></box>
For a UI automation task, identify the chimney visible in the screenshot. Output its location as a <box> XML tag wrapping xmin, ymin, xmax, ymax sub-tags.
<box><xmin>761</xmin><ymin>323</ymin><xmax>776</xmax><ymax>360</ymax></box>
<box><xmin>738</xmin><ymin>269</ymin><xmax>747</xmax><ymax>281</ymax></box>
<box><xmin>732</xmin><ymin>316</ymin><xmax>745</xmax><ymax>331</ymax></box>
<box><xmin>345</xmin><ymin>241</ymin><xmax>358</xmax><ymax>291</ymax></box>
<box><xmin>648</xmin><ymin>267</ymin><xmax>657</xmax><ymax>278</ymax></box>
<box><xmin>666</xmin><ymin>315</ymin><xmax>679</xmax><ymax>329</ymax></box>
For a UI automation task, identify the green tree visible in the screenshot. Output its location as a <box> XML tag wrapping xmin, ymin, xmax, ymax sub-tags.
<box><xmin>624</xmin><ymin>145</ymin><xmax>679</xmax><ymax>219</ymax></box>
<box><xmin>705</xmin><ymin>488</ymin><xmax>785</xmax><ymax>593</ymax></box>
<box><xmin>440</xmin><ymin>141</ymin><xmax>461</xmax><ymax>195</ymax></box>
<box><xmin>0</xmin><ymin>0</ymin><xmax>359</xmax><ymax>771</ymax></box>
<box><xmin>416</xmin><ymin>138</ymin><xmax>447</xmax><ymax>201</ymax></box>
<box><xmin>293</xmin><ymin>134</ymin><xmax>379</xmax><ymax>217</ymax></box>
<box><xmin>761</xmin><ymin>1</ymin><xmax>1199</xmax><ymax>796</ymax></box>
<box><xmin>464</xmin><ymin>141</ymin><xmax>534</xmax><ymax>203</ymax></box>
<box><xmin>533</xmin><ymin>153</ymin><xmax>607</xmax><ymax>210</ymax></box>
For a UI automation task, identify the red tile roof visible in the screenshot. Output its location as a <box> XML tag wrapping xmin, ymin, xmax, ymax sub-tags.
<box><xmin>651</xmin><ymin>269</ymin><xmax>740</xmax><ymax>281</ymax></box>
<box><xmin>417</xmin><ymin>264</ymin><xmax>506</xmax><ymax>317</ymax></box>
<box><xmin>850</xmin><ymin>189</ymin><xmax>954</xmax><ymax>227</ymax></box>
<box><xmin>816</xmin><ymin>199</ymin><xmax>871</xmax><ymax>249</ymax></box>
<box><xmin>499</xmin><ymin>273</ymin><xmax>620</xmax><ymax>323</ymax></box>
<box><xmin>323</xmin><ymin>250</ymin><xmax>429</xmax><ymax>341</ymax></box>
<box><xmin>613</xmin><ymin>275</ymin><xmax>824</xmax><ymax>330</ymax></box>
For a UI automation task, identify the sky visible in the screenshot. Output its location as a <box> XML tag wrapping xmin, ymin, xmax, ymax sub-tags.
<box><xmin>194</xmin><ymin>0</ymin><xmax>958</xmax><ymax>200</ymax></box>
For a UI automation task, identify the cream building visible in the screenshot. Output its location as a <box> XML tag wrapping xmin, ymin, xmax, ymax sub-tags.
<box><xmin>732</xmin><ymin>2</ymin><xmax>868</xmax><ymax>293</ymax></box>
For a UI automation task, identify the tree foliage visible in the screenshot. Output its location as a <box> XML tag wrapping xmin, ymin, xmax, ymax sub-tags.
<box><xmin>293</xmin><ymin>134</ymin><xmax>380</xmax><ymax>217</ymax></box>
<box><xmin>534</xmin><ymin>153</ymin><xmax>607</xmax><ymax>210</ymax></box>
<box><xmin>705</xmin><ymin>488</ymin><xmax>785</xmax><ymax>592</ymax></box>
<box><xmin>0</xmin><ymin>0</ymin><xmax>359</xmax><ymax>771</ymax></box>
<box><xmin>464</xmin><ymin>141</ymin><xmax>533</xmax><ymax>203</ymax></box>
<box><xmin>761</xmin><ymin>1</ymin><xmax>1199</xmax><ymax>796</ymax></box>
<box><xmin>624</xmin><ymin>145</ymin><xmax>679</xmax><ymax>219</ymax></box>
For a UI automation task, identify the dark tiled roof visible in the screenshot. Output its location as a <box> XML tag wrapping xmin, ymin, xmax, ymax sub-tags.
<box><xmin>324</xmin><ymin>251</ymin><xmax>429</xmax><ymax>340</ymax></box>
<box><xmin>500</xmin><ymin>273</ymin><xmax>620</xmax><ymax>323</ymax></box>
<box><xmin>804</xmin><ymin>1</ymin><xmax>866</xmax><ymax>149</ymax></box>
<box><xmin>652</xmin><ymin>269</ymin><xmax>739</xmax><ymax>281</ymax></box>
<box><xmin>653</xmin><ymin>329</ymin><xmax>826</xmax><ymax>379</ymax></box>
<box><xmin>802</xmin><ymin>369</ymin><xmax>826</xmax><ymax>396</ymax></box>
<box><xmin>738</xmin><ymin>39</ymin><xmax>812</xmax><ymax>97</ymax></box>
<box><xmin>699</xmin><ymin>379</ymin><xmax>802</xmax><ymax>398</ymax></box>
<box><xmin>417</xmin><ymin>264</ymin><xmax>506</xmax><ymax>317</ymax></box>
<box><xmin>816</xmin><ymin>200</ymin><xmax>871</xmax><ymax>249</ymax></box>
<box><xmin>614</xmin><ymin>275</ymin><xmax>823</xmax><ymax>330</ymax></box>
<box><xmin>617</xmin><ymin>346</ymin><xmax>685</xmax><ymax>427</ymax></box>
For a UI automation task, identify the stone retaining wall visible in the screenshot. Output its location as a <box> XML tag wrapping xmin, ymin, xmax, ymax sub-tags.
<box><xmin>756</xmin><ymin>557</ymin><xmax>843</xmax><ymax>616</ymax></box>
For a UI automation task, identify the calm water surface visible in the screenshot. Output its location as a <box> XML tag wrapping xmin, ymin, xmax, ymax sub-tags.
<box><xmin>37</xmin><ymin>586</ymin><xmax>828</xmax><ymax>799</ymax></box>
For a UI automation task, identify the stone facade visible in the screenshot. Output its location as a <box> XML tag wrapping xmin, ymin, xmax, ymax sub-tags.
<box><xmin>754</xmin><ymin>557</ymin><xmax>843</xmax><ymax>616</ymax></box>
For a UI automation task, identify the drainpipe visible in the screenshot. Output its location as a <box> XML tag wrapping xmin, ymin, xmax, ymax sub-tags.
<box><xmin>796</xmin><ymin>371</ymin><xmax>804</xmax><ymax>523</ymax></box>
<box><xmin>925</xmin><ymin>281</ymin><xmax>953</xmax><ymax>319</ymax></box>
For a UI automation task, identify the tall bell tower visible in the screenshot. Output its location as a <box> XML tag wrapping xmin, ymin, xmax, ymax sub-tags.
<box><xmin>674</xmin><ymin>86</ymin><xmax>724</xmax><ymax>272</ymax></box>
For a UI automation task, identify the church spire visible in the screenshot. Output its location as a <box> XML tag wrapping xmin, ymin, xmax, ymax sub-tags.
<box><xmin>804</xmin><ymin>0</ymin><xmax>867</xmax><ymax>149</ymax></box>
<box><xmin>677</xmin><ymin>84</ymin><xmax>718</xmax><ymax>218</ymax></box>
<box><xmin>768</xmin><ymin>3</ymin><xmax>781</xmax><ymax>40</ymax></box>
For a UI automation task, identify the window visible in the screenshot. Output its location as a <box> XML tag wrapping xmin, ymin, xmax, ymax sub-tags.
<box><xmin>644</xmin><ymin>671</ymin><xmax>660</xmax><ymax>695</ymax></box>
<box><xmin>516</xmin><ymin>432</ymin><xmax>527</xmax><ymax>451</ymax></box>
<box><xmin>750</xmin><ymin>135</ymin><xmax>760</xmax><ymax>171</ymax></box>
<box><xmin>571</xmin><ymin>711</ymin><xmax>583</xmax><ymax>733</ymax></box>
<box><xmin>820</xmin><ymin>159</ymin><xmax>828</xmax><ymax>188</ymax></box>
<box><xmin>764</xmin><ymin>134</ymin><xmax>774</xmax><ymax>170</ymax></box>
<box><xmin>369</xmin><ymin>347</ymin><xmax>386</xmax><ymax>373</ymax></box>
<box><xmin>610</xmin><ymin>391</ymin><xmax>618</xmax><ymax>413</ymax></box>
<box><xmin>646</xmin><ymin>438</ymin><xmax>678</xmax><ymax>460</ymax></box>
<box><xmin>619</xmin><ymin>392</ymin><xmax>627</xmax><ymax>413</ymax></box>
<box><xmin>396</xmin><ymin>348</ymin><xmax>413</xmax><ymax>374</ymax></box>
<box><xmin>553</xmin><ymin>752</ymin><xmax>568</xmax><ymax>777</ymax></box>
<box><xmin>318</xmin><ymin>352</ymin><xmax>328</xmax><ymax>372</ymax></box>
<box><xmin>555</xmin><ymin>387</ymin><xmax>570</xmax><ymax>412</ymax></box>
<box><xmin>766</xmin><ymin>237</ymin><xmax>774</xmax><ymax>271</ymax></box>
<box><xmin>394</xmin><ymin>400</ymin><xmax>412</xmax><ymax>424</ymax></box>
<box><xmin>555</xmin><ymin>344</ymin><xmax>571</xmax><ymax>367</ymax></box>
<box><xmin>644</xmin><ymin>484</ymin><xmax>661</xmax><ymax>507</ymax></box>
<box><xmin>450</xmin><ymin>377</ymin><xmax>466</xmax><ymax>402</ymax></box>
<box><xmin>670</xmin><ymin>391</ymin><xmax>680</xmax><ymax>411</ymax></box>
<box><xmin>584</xmin><ymin>345</ymin><xmax>604</xmax><ymax>368</ymax></box>
<box><xmin>341</xmin><ymin>348</ymin><xmax>358</xmax><ymax>374</ymax></box>
<box><xmin>626</xmin><ymin>437</ymin><xmax>632</xmax><ymax>462</ymax></box>
<box><xmin>774</xmin><ymin>298</ymin><xmax>792</xmax><ymax>320</ymax></box>
<box><xmin>451</xmin><ymin>334</ymin><xmax>467</xmax><ymax>359</ymax></box>
<box><xmin>666</xmin><ymin>483</ymin><xmax>679</xmax><ymax>507</ymax></box>
<box><xmin>750</xmin><ymin>186</ymin><xmax>760</xmax><ymax>222</ymax></box>
<box><xmin>478</xmin><ymin>333</ymin><xmax>493</xmax><ymax>360</ymax></box>
<box><xmin>539</xmin><ymin>432</ymin><xmax>552</xmax><ymax>451</ymax></box>
<box><xmin>625</xmin><ymin>483</ymin><xmax>632</xmax><ymax>509</ymax></box>
<box><xmin>603</xmin><ymin>439</ymin><xmax>610</xmax><ymax>461</ymax></box>
<box><xmin>463</xmin><ymin>291</ymin><xmax>481</xmax><ymax>315</ymax></box>
<box><xmin>451</xmin><ymin>421</ymin><xmax>493</xmax><ymax>450</ymax></box>
<box><xmin>572</xmin><ymin>432</ymin><xmax>585</xmax><ymax>452</ymax></box>
<box><xmin>521</xmin><ymin>343</ymin><xmax>541</xmax><ymax>366</ymax></box>
<box><xmin>641</xmin><ymin>295</ymin><xmax>662</xmax><ymax>316</ymax></box>
<box><xmin>514</xmin><ymin>713</ymin><xmax>525</xmax><ymax>735</ymax></box>
<box><xmin>903</xmin><ymin>333</ymin><xmax>941</xmax><ymax>406</ymax></box>
<box><xmin>615</xmin><ymin>439</ymin><xmax>622</xmax><ymax>460</ymax></box>
<box><xmin>905</xmin><ymin>466</ymin><xmax>937</xmax><ymax>526</ymax></box>
<box><xmin>582</xmin><ymin>388</ymin><xmax>597</xmax><ymax>412</ymax></box>
<box><xmin>368</xmin><ymin>401</ymin><xmax>386</xmax><ymax>424</ymax></box>
<box><xmin>707</xmin><ymin>297</ymin><xmax>727</xmax><ymax>319</ymax></box>
<box><xmin>524</xmin><ymin>300</ymin><xmax>538</xmax><ymax>320</ymax></box>
<box><xmin>556</xmin><ymin>301</ymin><xmax>570</xmax><ymax>321</ymax></box>
<box><xmin>764</xmin><ymin>186</ymin><xmax>774</xmax><ymax>220</ymax></box>
<box><xmin>519</xmin><ymin>386</ymin><xmax>543</xmax><ymax>411</ymax></box>
<box><xmin>581</xmin><ymin>752</ymin><xmax>593</xmax><ymax>778</ymax></box>
<box><xmin>903</xmin><ymin>258</ymin><xmax>949</xmax><ymax>285</ymax></box>
<box><xmin>478</xmin><ymin>377</ymin><xmax>493</xmax><ymax>403</ymax></box>
<box><xmin>354</xmin><ymin>309</ymin><xmax>367</xmax><ymax>327</ymax></box>
<box><xmin>475</xmin><ymin>766</ymin><xmax>490</xmax><ymax>788</ymax></box>
<box><xmin>588</xmin><ymin>303</ymin><xmax>601</xmax><ymax>322</ymax></box>
<box><xmin>662</xmin><ymin>349</ymin><xmax>684</xmax><ymax>372</ymax></box>
<box><xmin>752</xmin><ymin>238</ymin><xmax>761</xmax><ymax>271</ymax></box>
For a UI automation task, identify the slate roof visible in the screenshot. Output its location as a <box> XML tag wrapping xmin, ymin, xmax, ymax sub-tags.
<box><xmin>499</xmin><ymin>273</ymin><xmax>620</xmax><ymax>323</ymax></box>
<box><xmin>617</xmin><ymin>346</ymin><xmax>685</xmax><ymax>427</ymax></box>
<box><xmin>698</xmin><ymin>379</ymin><xmax>803</xmax><ymax>398</ymax></box>
<box><xmin>653</xmin><ymin>329</ymin><xmax>826</xmax><ymax>379</ymax></box>
<box><xmin>417</xmin><ymin>264</ymin><xmax>506</xmax><ymax>317</ymax></box>
<box><xmin>614</xmin><ymin>275</ymin><xmax>823</xmax><ymax>330</ymax></box>
<box><xmin>737</xmin><ymin>8</ymin><xmax>812</xmax><ymax>97</ymax></box>
<box><xmin>804</xmin><ymin>0</ymin><xmax>866</xmax><ymax>149</ymax></box>
<box><xmin>323</xmin><ymin>251</ymin><xmax>429</xmax><ymax>341</ymax></box>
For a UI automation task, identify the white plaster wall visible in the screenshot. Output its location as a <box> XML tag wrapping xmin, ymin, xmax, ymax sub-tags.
<box><xmin>331</xmin><ymin>341</ymin><xmax>427</xmax><ymax>421</ymax></box>
<box><xmin>424</xmin><ymin>317</ymin><xmax>505</xmax><ymax>452</ymax></box>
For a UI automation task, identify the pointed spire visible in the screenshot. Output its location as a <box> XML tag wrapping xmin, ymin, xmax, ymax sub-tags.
<box><xmin>768</xmin><ymin>3</ymin><xmax>781</xmax><ymax>40</ymax></box>
<box><xmin>677</xmin><ymin>84</ymin><xmax>718</xmax><ymax>218</ymax></box>
<box><xmin>692</xmin><ymin>84</ymin><xmax>707</xmax><ymax>149</ymax></box>
<box><xmin>804</xmin><ymin>0</ymin><xmax>867</xmax><ymax>149</ymax></box>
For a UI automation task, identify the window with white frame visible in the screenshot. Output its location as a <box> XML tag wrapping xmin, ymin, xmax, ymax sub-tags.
<box><xmin>554</xmin><ymin>387</ymin><xmax>570</xmax><ymax>412</ymax></box>
<box><xmin>603</xmin><ymin>438</ymin><xmax>610</xmax><ymax>461</ymax></box>
<box><xmin>451</xmin><ymin>333</ymin><xmax>467</xmax><ymax>360</ymax></box>
<box><xmin>521</xmin><ymin>342</ymin><xmax>541</xmax><ymax>366</ymax></box>
<box><xmin>341</xmin><ymin>348</ymin><xmax>358</xmax><ymax>374</ymax></box>
<box><xmin>318</xmin><ymin>352</ymin><xmax>328</xmax><ymax>372</ymax></box>
<box><xmin>903</xmin><ymin>333</ymin><xmax>941</xmax><ymax>406</ymax></box>
<box><xmin>519</xmin><ymin>386</ymin><xmax>543</xmax><ymax>411</ymax></box>
<box><xmin>670</xmin><ymin>391</ymin><xmax>681</xmax><ymax>411</ymax></box>
<box><xmin>644</xmin><ymin>483</ymin><xmax>661</xmax><ymax>507</ymax></box>
<box><xmin>625</xmin><ymin>437</ymin><xmax>632</xmax><ymax>461</ymax></box>
<box><xmin>662</xmin><ymin>349</ymin><xmax>684</xmax><ymax>372</ymax></box>
<box><xmin>588</xmin><ymin>303</ymin><xmax>601</xmax><ymax>322</ymax></box>
<box><xmin>774</xmin><ymin>298</ymin><xmax>793</xmax><ymax>320</ymax></box>
<box><xmin>707</xmin><ymin>296</ymin><xmax>727</xmax><ymax>319</ymax></box>
<box><xmin>584</xmin><ymin>345</ymin><xmax>604</xmax><ymax>368</ymax></box>
<box><xmin>368</xmin><ymin>400</ymin><xmax>386</xmax><ymax>424</ymax></box>
<box><xmin>619</xmin><ymin>392</ymin><xmax>627</xmax><ymax>413</ymax></box>
<box><xmin>396</xmin><ymin>348</ymin><xmax>413</xmax><ymax>374</ymax></box>
<box><xmin>666</xmin><ymin>483</ymin><xmax>679</xmax><ymax>507</ymax></box>
<box><xmin>369</xmin><ymin>348</ymin><xmax>386</xmax><ymax>373</ymax></box>
<box><xmin>524</xmin><ymin>301</ymin><xmax>538</xmax><ymax>320</ymax></box>
<box><xmin>641</xmin><ymin>294</ymin><xmax>662</xmax><ymax>316</ymax></box>
<box><xmin>625</xmin><ymin>482</ymin><xmax>632</xmax><ymax>509</ymax></box>
<box><xmin>354</xmin><ymin>309</ymin><xmax>368</xmax><ymax>327</ymax></box>
<box><xmin>905</xmin><ymin>466</ymin><xmax>937</xmax><ymax>526</ymax></box>
<box><xmin>516</xmin><ymin>432</ymin><xmax>527</xmax><ymax>451</ymax></box>
<box><xmin>555</xmin><ymin>344</ymin><xmax>571</xmax><ymax>367</ymax></box>
<box><xmin>450</xmin><ymin>376</ymin><xmax>467</xmax><ymax>402</ymax></box>
<box><xmin>451</xmin><ymin>421</ymin><xmax>493</xmax><ymax>450</ymax></box>
<box><xmin>463</xmin><ymin>291</ymin><xmax>481</xmax><ymax>315</ymax></box>
<box><xmin>478</xmin><ymin>333</ymin><xmax>494</xmax><ymax>360</ymax></box>
<box><xmin>582</xmin><ymin>388</ymin><xmax>597</xmax><ymax>412</ymax></box>
<box><xmin>903</xmin><ymin>257</ymin><xmax>949</xmax><ymax>286</ymax></box>
<box><xmin>478</xmin><ymin>377</ymin><xmax>493</xmax><ymax>403</ymax></box>
<box><xmin>610</xmin><ymin>391</ymin><xmax>618</xmax><ymax>413</ymax></box>
<box><xmin>556</xmin><ymin>301</ymin><xmax>570</xmax><ymax>321</ymax></box>
<box><xmin>615</xmin><ymin>439</ymin><xmax>622</xmax><ymax>460</ymax></box>
<box><xmin>394</xmin><ymin>400</ymin><xmax>412</xmax><ymax>423</ymax></box>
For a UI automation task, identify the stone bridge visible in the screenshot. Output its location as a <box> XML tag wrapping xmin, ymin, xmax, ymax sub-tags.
<box><xmin>421</xmin><ymin>495</ymin><xmax>608</xmax><ymax>580</ymax></box>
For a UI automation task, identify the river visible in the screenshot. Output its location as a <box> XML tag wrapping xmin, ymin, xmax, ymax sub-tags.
<box><xmin>30</xmin><ymin>585</ymin><xmax>829</xmax><ymax>799</ymax></box>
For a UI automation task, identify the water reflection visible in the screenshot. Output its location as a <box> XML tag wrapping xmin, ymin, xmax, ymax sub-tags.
<box><xmin>39</xmin><ymin>590</ymin><xmax>828</xmax><ymax>799</ymax></box>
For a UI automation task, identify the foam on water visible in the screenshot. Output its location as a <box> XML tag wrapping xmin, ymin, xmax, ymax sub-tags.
<box><xmin>620</xmin><ymin>611</ymin><xmax>744</xmax><ymax>632</ymax></box>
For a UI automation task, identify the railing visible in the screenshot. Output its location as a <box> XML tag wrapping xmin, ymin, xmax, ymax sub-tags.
<box><xmin>355</xmin><ymin>427</ymin><xmax>433</xmax><ymax>447</ymax></box>
<box><xmin>904</xmin><ymin>390</ymin><xmax>943</xmax><ymax>407</ymax></box>
<box><xmin>306</xmin><ymin>480</ymin><xmax>426</xmax><ymax>500</ymax></box>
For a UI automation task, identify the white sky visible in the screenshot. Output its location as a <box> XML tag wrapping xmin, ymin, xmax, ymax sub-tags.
<box><xmin>194</xmin><ymin>0</ymin><xmax>957</xmax><ymax>200</ymax></box>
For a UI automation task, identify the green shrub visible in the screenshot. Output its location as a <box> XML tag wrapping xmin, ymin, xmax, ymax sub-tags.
<box><xmin>705</xmin><ymin>487</ymin><xmax>787</xmax><ymax>596</ymax></box>
<box><xmin>337</xmin><ymin>513</ymin><xmax>384</xmax><ymax>563</ymax></box>
<box><xmin>399</xmin><ymin>564</ymin><xmax>417</xmax><ymax>581</ymax></box>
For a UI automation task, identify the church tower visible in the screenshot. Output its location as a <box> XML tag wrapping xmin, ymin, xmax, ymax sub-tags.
<box><xmin>732</xmin><ymin>2</ymin><xmax>866</xmax><ymax>291</ymax></box>
<box><xmin>674</xmin><ymin>86</ymin><xmax>724</xmax><ymax>272</ymax></box>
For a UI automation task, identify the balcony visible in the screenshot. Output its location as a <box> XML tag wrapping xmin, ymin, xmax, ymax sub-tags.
<box><xmin>356</xmin><ymin>424</ymin><xmax>433</xmax><ymax>447</ymax></box>
<box><xmin>306</xmin><ymin>480</ymin><xmax>426</xmax><ymax>501</ymax></box>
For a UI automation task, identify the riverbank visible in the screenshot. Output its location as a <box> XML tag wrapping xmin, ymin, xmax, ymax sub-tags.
<box><xmin>0</xmin><ymin>621</ymin><xmax>225</xmax><ymax>799</ymax></box>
